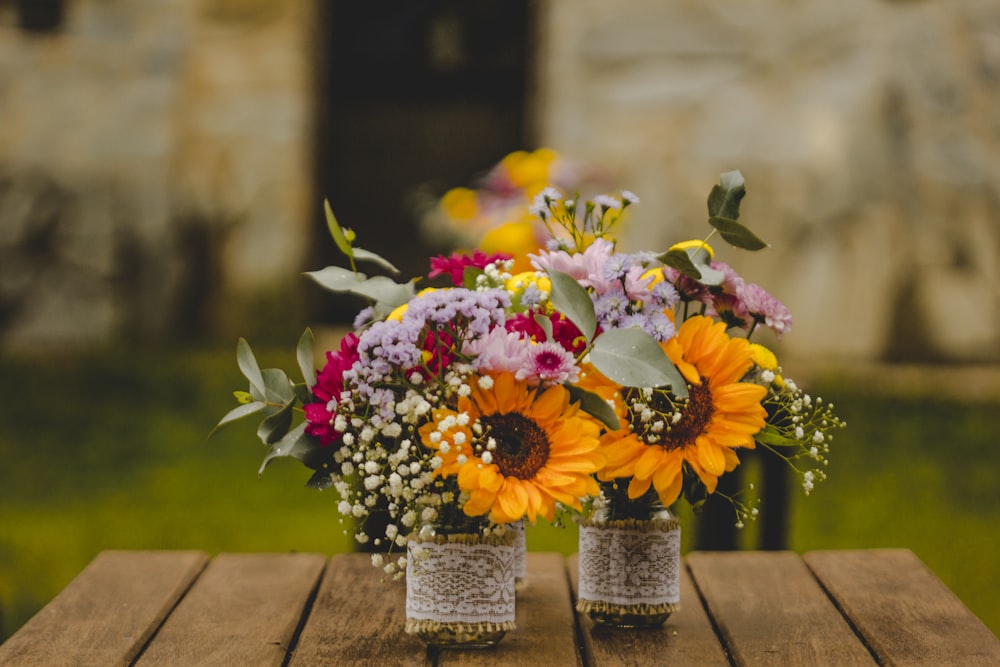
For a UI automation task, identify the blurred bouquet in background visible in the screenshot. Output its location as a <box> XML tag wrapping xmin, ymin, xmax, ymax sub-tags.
<box><xmin>419</xmin><ymin>148</ymin><xmax>606</xmax><ymax>273</ymax></box>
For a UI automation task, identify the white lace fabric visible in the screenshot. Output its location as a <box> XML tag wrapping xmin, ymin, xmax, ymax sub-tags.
<box><xmin>578</xmin><ymin>523</ymin><xmax>681</xmax><ymax>607</ymax></box>
<box><xmin>406</xmin><ymin>539</ymin><xmax>516</xmax><ymax>625</ymax></box>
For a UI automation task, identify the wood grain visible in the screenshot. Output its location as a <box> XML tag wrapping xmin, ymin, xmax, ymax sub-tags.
<box><xmin>569</xmin><ymin>553</ymin><xmax>729</xmax><ymax>667</ymax></box>
<box><xmin>288</xmin><ymin>553</ymin><xmax>431</xmax><ymax>667</ymax></box>
<box><xmin>134</xmin><ymin>552</ymin><xmax>326</xmax><ymax>666</ymax></box>
<box><xmin>0</xmin><ymin>550</ymin><xmax>208</xmax><ymax>667</ymax></box>
<box><xmin>805</xmin><ymin>548</ymin><xmax>1000</xmax><ymax>666</ymax></box>
<box><xmin>438</xmin><ymin>552</ymin><xmax>580</xmax><ymax>667</ymax></box>
<box><xmin>687</xmin><ymin>550</ymin><xmax>877</xmax><ymax>666</ymax></box>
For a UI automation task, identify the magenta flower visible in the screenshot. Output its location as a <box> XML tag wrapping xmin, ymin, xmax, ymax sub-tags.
<box><xmin>428</xmin><ymin>250</ymin><xmax>512</xmax><ymax>286</ymax></box>
<box><xmin>304</xmin><ymin>333</ymin><xmax>359</xmax><ymax>446</ymax></box>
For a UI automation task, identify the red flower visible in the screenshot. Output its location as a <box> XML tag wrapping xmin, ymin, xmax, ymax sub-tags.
<box><xmin>505</xmin><ymin>310</ymin><xmax>590</xmax><ymax>356</ymax></box>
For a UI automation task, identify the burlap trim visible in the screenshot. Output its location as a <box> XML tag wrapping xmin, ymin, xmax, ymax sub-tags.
<box><xmin>408</xmin><ymin>529</ymin><xmax>516</xmax><ymax>547</ymax></box>
<box><xmin>575</xmin><ymin>599</ymin><xmax>681</xmax><ymax>616</ymax></box>
<box><xmin>404</xmin><ymin>619</ymin><xmax>517</xmax><ymax>634</ymax></box>
<box><xmin>575</xmin><ymin>515</ymin><xmax>681</xmax><ymax>532</ymax></box>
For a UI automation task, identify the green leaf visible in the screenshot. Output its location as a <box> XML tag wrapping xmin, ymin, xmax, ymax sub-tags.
<box><xmin>257</xmin><ymin>400</ymin><xmax>294</xmax><ymax>445</ymax></box>
<box><xmin>352</xmin><ymin>247</ymin><xmax>401</xmax><ymax>276</ymax></box>
<box><xmin>533</xmin><ymin>312</ymin><xmax>554</xmax><ymax>342</ymax></box>
<box><xmin>589</xmin><ymin>327</ymin><xmax>688</xmax><ymax>395</ymax></box>
<box><xmin>324</xmin><ymin>199</ymin><xmax>353</xmax><ymax>258</ymax></box>
<box><xmin>259</xmin><ymin>423</ymin><xmax>314</xmax><ymax>476</ymax></box>
<box><xmin>209</xmin><ymin>401</ymin><xmax>266</xmax><ymax>437</ymax></box>
<box><xmin>306</xmin><ymin>268</ymin><xmax>414</xmax><ymax>309</ymax></box>
<box><xmin>305</xmin><ymin>265</ymin><xmax>367</xmax><ymax>292</ymax></box>
<box><xmin>708</xmin><ymin>216</ymin><xmax>768</xmax><ymax>251</ymax></box>
<box><xmin>296</xmin><ymin>328</ymin><xmax>316</xmax><ymax>388</ymax></box>
<box><xmin>237</xmin><ymin>338</ymin><xmax>265</xmax><ymax>398</ymax></box>
<box><xmin>547</xmin><ymin>271</ymin><xmax>597</xmax><ymax>341</ymax></box>
<box><xmin>754</xmin><ymin>425</ymin><xmax>799</xmax><ymax>448</ymax></box>
<box><xmin>707</xmin><ymin>170</ymin><xmax>746</xmax><ymax>221</ymax></box>
<box><xmin>261</xmin><ymin>368</ymin><xmax>294</xmax><ymax>405</ymax></box>
<box><xmin>462</xmin><ymin>266</ymin><xmax>485</xmax><ymax>289</ymax></box>
<box><xmin>566</xmin><ymin>385</ymin><xmax>621</xmax><ymax>431</ymax></box>
<box><xmin>306</xmin><ymin>470</ymin><xmax>335</xmax><ymax>491</ymax></box>
<box><xmin>659</xmin><ymin>248</ymin><xmax>702</xmax><ymax>280</ymax></box>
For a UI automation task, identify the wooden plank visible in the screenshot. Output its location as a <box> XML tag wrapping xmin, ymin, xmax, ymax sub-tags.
<box><xmin>134</xmin><ymin>552</ymin><xmax>327</xmax><ymax>666</ymax></box>
<box><xmin>805</xmin><ymin>549</ymin><xmax>1000</xmax><ymax>666</ymax></box>
<box><xmin>0</xmin><ymin>550</ymin><xmax>207</xmax><ymax>667</ymax></box>
<box><xmin>687</xmin><ymin>551</ymin><xmax>876</xmax><ymax>666</ymax></box>
<box><xmin>289</xmin><ymin>553</ymin><xmax>431</xmax><ymax>667</ymax></box>
<box><xmin>569</xmin><ymin>553</ymin><xmax>729</xmax><ymax>667</ymax></box>
<box><xmin>438</xmin><ymin>552</ymin><xmax>580</xmax><ymax>667</ymax></box>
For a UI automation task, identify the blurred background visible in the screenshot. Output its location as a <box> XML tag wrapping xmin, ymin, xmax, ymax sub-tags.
<box><xmin>1</xmin><ymin>0</ymin><xmax>998</xmax><ymax>641</ymax></box>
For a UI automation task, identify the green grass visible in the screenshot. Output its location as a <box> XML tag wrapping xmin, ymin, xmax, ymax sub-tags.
<box><xmin>1</xmin><ymin>349</ymin><xmax>998</xmax><ymax>641</ymax></box>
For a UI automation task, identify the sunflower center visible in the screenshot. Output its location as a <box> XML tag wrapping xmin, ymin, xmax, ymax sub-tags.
<box><xmin>662</xmin><ymin>381</ymin><xmax>714</xmax><ymax>451</ymax></box>
<box><xmin>480</xmin><ymin>412</ymin><xmax>550</xmax><ymax>479</ymax></box>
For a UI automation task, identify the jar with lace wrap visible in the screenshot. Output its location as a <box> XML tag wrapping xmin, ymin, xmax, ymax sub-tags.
<box><xmin>576</xmin><ymin>485</ymin><xmax>681</xmax><ymax>628</ymax></box>
<box><xmin>405</xmin><ymin>520</ymin><xmax>517</xmax><ymax>648</ymax></box>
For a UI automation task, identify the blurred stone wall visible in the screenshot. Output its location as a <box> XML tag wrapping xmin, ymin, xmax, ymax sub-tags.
<box><xmin>2</xmin><ymin>0</ymin><xmax>997</xmax><ymax>364</ymax></box>
<box><xmin>0</xmin><ymin>0</ymin><xmax>315</xmax><ymax>348</ymax></box>
<box><xmin>537</xmin><ymin>0</ymin><xmax>1000</xmax><ymax>363</ymax></box>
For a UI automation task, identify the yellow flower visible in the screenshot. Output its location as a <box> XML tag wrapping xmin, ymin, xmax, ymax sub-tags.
<box><xmin>440</xmin><ymin>187</ymin><xmax>479</xmax><ymax>222</ymax></box>
<box><xmin>501</xmin><ymin>148</ymin><xmax>558</xmax><ymax>190</ymax></box>
<box><xmin>479</xmin><ymin>219</ymin><xmax>541</xmax><ymax>274</ymax></box>
<box><xmin>419</xmin><ymin>372</ymin><xmax>604</xmax><ymax>524</ymax></box>
<box><xmin>597</xmin><ymin>316</ymin><xmax>767</xmax><ymax>506</ymax></box>
<box><xmin>505</xmin><ymin>272</ymin><xmax>551</xmax><ymax>303</ymax></box>
<box><xmin>748</xmin><ymin>343</ymin><xmax>778</xmax><ymax>372</ymax></box>
<box><xmin>669</xmin><ymin>239</ymin><xmax>714</xmax><ymax>259</ymax></box>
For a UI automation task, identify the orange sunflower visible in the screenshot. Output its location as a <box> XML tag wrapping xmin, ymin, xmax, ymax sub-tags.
<box><xmin>597</xmin><ymin>315</ymin><xmax>767</xmax><ymax>506</ymax></box>
<box><xmin>418</xmin><ymin>372</ymin><xmax>604</xmax><ymax>524</ymax></box>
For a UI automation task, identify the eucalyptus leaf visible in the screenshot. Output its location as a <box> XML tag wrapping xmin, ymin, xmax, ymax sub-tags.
<box><xmin>237</xmin><ymin>338</ymin><xmax>266</xmax><ymax>398</ymax></box>
<box><xmin>261</xmin><ymin>368</ymin><xmax>294</xmax><ymax>404</ymax></box>
<box><xmin>305</xmin><ymin>266</ymin><xmax>367</xmax><ymax>292</ymax></box>
<box><xmin>352</xmin><ymin>247</ymin><xmax>401</xmax><ymax>276</ymax></box>
<box><xmin>209</xmin><ymin>401</ymin><xmax>266</xmax><ymax>437</ymax></box>
<box><xmin>306</xmin><ymin>470</ymin><xmax>335</xmax><ymax>490</ymax></box>
<box><xmin>324</xmin><ymin>199</ymin><xmax>353</xmax><ymax>258</ymax></box>
<box><xmin>659</xmin><ymin>248</ymin><xmax>702</xmax><ymax>280</ymax></box>
<box><xmin>462</xmin><ymin>266</ymin><xmax>485</xmax><ymax>289</ymax></box>
<box><xmin>708</xmin><ymin>216</ymin><xmax>768</xmax><ymax>251</ymax></box>
<box><xmin>257</xmin><ymin>400</ymin><xmax>294</xmax><ymax>445</ymax></box>
<box><xmin>296</xmin><ymin>328</ymin><xmax>316</xmax><ymax>388</ymax></box>
<box><xmin>533</xmin><ymin>312</ymin><xmax>554</xmax><ymax>342</ymax></box>
<box><xmin>589</xmin><ymin>327</ymin><xmax>688</xmax><ymax>395</ymax></box>
<box><xmin>566</xmin><ymin>385</ymin><xmax>621</xmax><ymax>431</ymax></box>
<box><xmin>293</xmin><ymin>383</ymin><xmax>312</xmax><ymax>404</ymax></box>
<box><xmin>258</xmin><ymin>423</ymin><xmax>314</xmax><ymax>476</ymax></box>
<box><xmin>707</xmin><ymin>170</ymin><xmax>746</xmax><ymax>221</ymax></box>
<box><xmin>547</xmin><ymin>270</ymin><xmax>597</xmax><ymax>341</ymax></box>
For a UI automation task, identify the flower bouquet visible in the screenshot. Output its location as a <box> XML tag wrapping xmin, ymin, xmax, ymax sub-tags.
<box><xmin>215</xmin><ymin>165</ymin><xmax>844</xmax><ymax>641</ymax></box>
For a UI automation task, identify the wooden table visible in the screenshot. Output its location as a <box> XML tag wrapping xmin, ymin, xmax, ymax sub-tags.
<box><xmin>1</xmin><ymin>549</ymin><xmax>997</xmax><ymax>666</ymax></box>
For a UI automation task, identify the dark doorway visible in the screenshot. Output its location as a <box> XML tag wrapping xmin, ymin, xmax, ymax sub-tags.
<box><xmin>313</xmin><ymin>0</ymin><xmax>534</xmax><ymax>323</ymax></box>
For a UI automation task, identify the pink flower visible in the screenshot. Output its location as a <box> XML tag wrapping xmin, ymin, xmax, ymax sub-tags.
<box><xmin>516</xmin><ymin>341</ymin><xmax>579</xmax><ymax>386</ymax></box>
<box><xmin>463</xmin><ymin>327</ymin><xmax>530</xmax><ymax>375</ymax></box>
<box><xmin>304</xmin><ymin>333</ymin><xmax>359</xmax><ymax>446</ymax></box>
<box><xmin>738</xmin><ymin>283</ymin><xmax>792</xmax><ymax>338</ymax></box>
<box><xmin>529</xmin><ymin>238</ymin><xmax>614</xmax><ymax>292</ymax></box>
<box><xmin>429</xmin><ymin>250</ymin><xmax>512</xmax><ymax>286</ymax></box>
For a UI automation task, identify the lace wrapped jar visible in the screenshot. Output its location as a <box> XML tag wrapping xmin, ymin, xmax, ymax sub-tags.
<box><xmin>576</xmin><ymin>489</ymin><xmax>681</xmax><ymax>628</ymax></box>
<box><xmin>405</xmin><ymin>523</ymin><xmax>517</xmax><ymax>648</ymax></box>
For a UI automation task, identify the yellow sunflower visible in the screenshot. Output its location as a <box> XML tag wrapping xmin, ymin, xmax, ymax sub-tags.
<box><xmin>597</xmin><ymin>315</ymin><xmax>767</xmax><ymax>506</ymax></box>
<box><xmin>418</xmin><ymin>372</ymin><xmax>604</xmax><ymax>524</ymax></box>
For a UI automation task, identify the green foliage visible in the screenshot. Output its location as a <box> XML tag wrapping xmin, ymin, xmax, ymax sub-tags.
<box><xmin>546</xmin><ymin>270</ymin><xmax>597</xmax><ymax>341</ymax></box>
<box><xmin>589</xmin><ymin>328</ymin><xmax>687</xmax><ymax>395</ymax></box>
